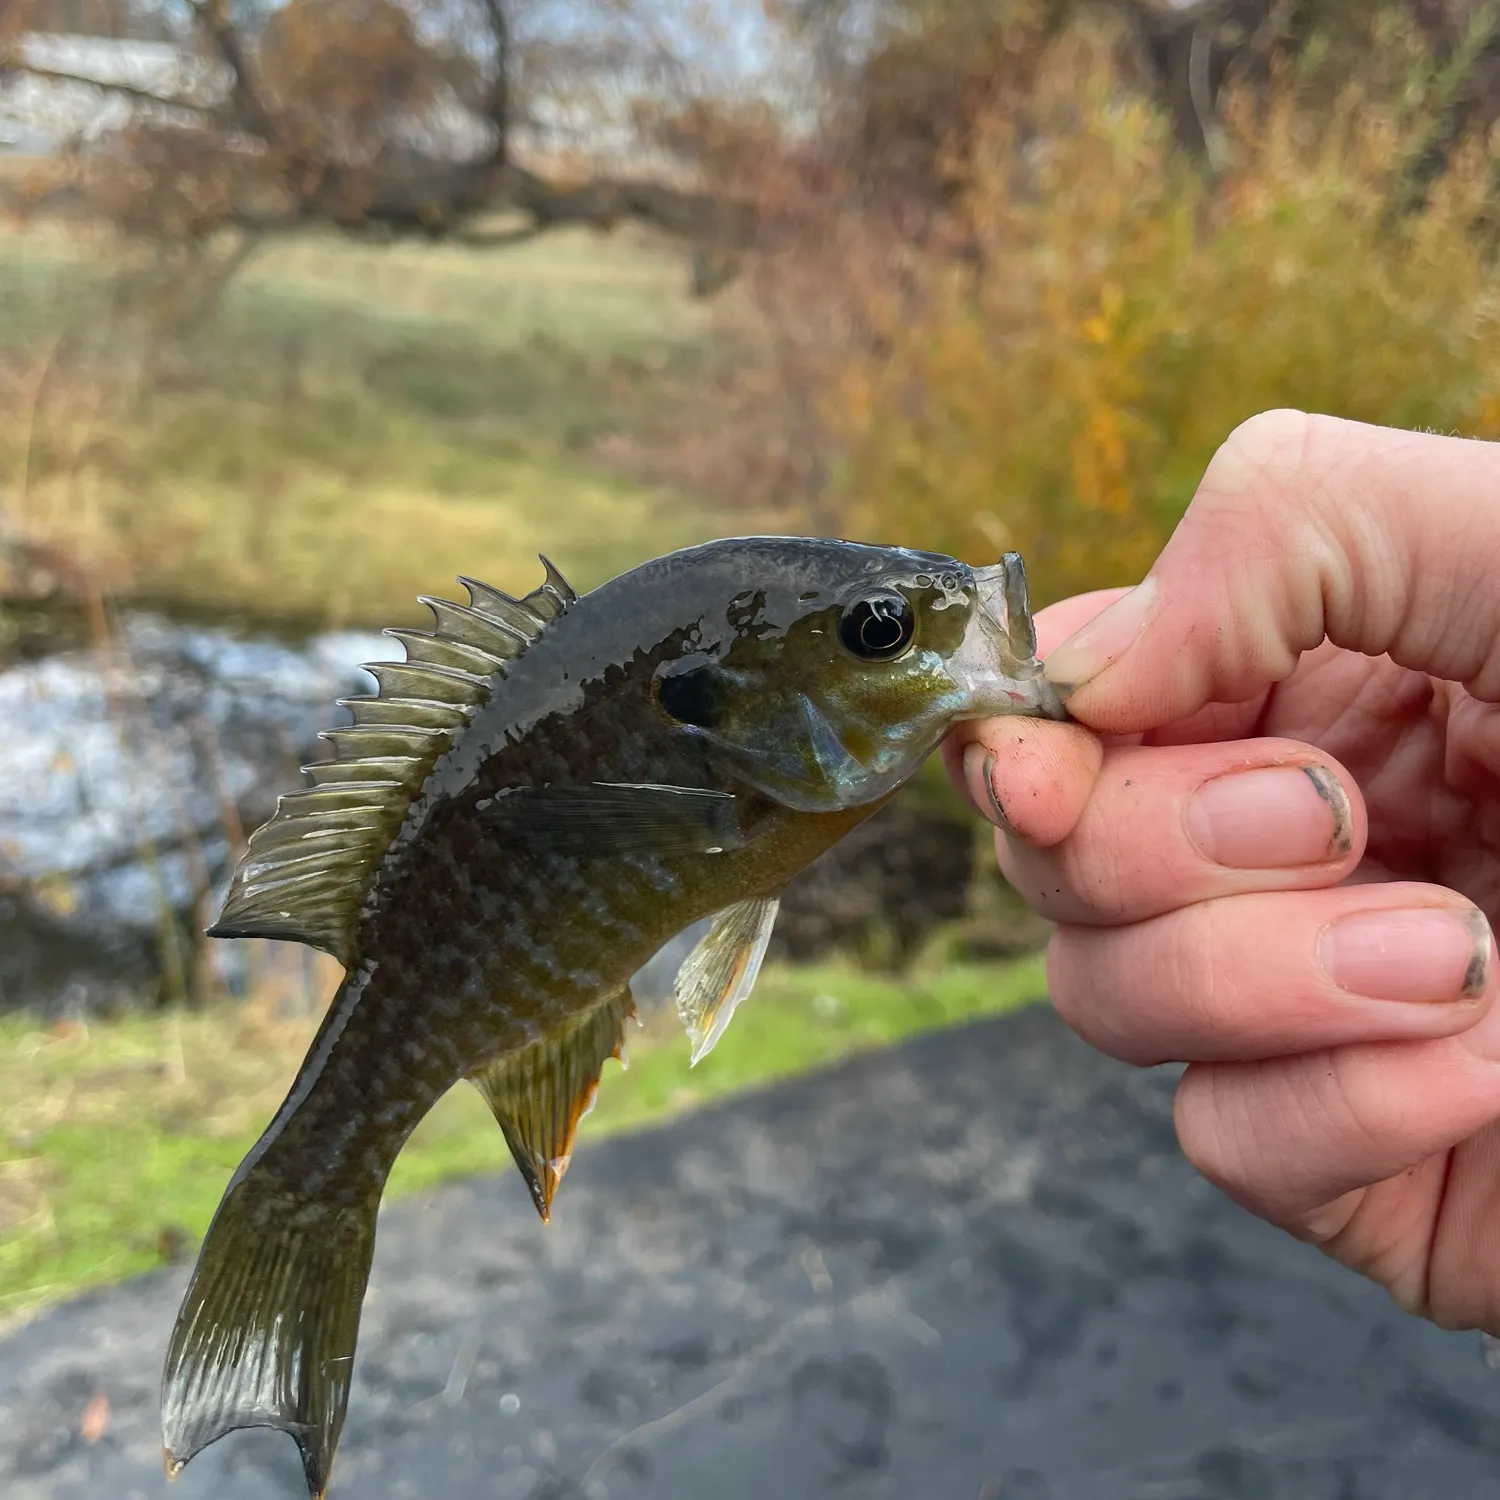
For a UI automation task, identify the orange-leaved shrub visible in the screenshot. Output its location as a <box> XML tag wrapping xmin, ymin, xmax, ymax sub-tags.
<box><xmin>819</xmin><ymin>24</ymin><xmax>1500</xmax><ymax>605</ymax></box>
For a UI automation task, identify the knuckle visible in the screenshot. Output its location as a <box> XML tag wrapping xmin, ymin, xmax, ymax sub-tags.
<box><xmin>1161</xmin><ymin>902</ymin><xmax>1231</xmax><ymax>1038</ymax></box>
<box><xmin>1320</xmin><ymin>1046</ymin><xmax>1404</xmax><ymax>1155</ymax></box>
<box><xmin>1044</xmin><ymin>931</ymin><xmax>1111</xmax><ymax>1047</ymax></box>
<box><xmin>1174</xmin><ymin>1065</ymin><xmax>1249</xmax><ymax>1194</ymax></box>
<box><xmin>1215</xmin><ymin>408</ymin><xmax>1315</xmax><ymax>488</ymax></box>
<box><xmin>1064</xmin><ymin>749</ymin><xmax>1209</xmax><ymax>924</ymax></box>
<box><xmin>1196</xmin><ymin>409</ymin><xmax>1320</xmax><ymax>550</ymax></box>
<box><xmin>1046</xmin><ymin>933</ymin><xmax>1133</xmax><ymax>1061</ymax></box>
<box><xmin>1047</xmin><ymin>927</ymin><xmax>1169</xmax><ymax>1067</ymax></box>
<box><xmin>1062</xmin><ymin>802</ymin><xmax>1139</xmax><ymax>921</ymax></box>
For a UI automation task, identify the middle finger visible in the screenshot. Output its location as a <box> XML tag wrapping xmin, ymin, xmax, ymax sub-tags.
<box><xmin>981</xmin><ymin>739</ymin><xmax>1367</xmax><ymax>926</ymax></box>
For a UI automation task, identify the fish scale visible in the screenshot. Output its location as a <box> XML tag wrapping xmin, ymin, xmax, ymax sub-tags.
<box><xmin>160</xmin><ymin>537</ymin><xmax>1067</xmax><ymax>1499</ymax></box>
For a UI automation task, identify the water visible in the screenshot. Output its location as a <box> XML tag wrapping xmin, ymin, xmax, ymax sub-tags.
<box><xmin>0</xmin><ymin>612</ymin><xmax>395</xmax><ymax>1011</ymax></box>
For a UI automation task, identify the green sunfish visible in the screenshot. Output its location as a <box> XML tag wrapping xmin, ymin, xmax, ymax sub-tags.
<box><xmin>161</xmin><ymin>537</ymin><xmax>1066</xmax><ymax>1497</ymax></box>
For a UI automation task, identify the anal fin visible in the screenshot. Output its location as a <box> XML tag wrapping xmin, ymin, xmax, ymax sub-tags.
<box><xmin>469</xmin><ymin>989</ymin><xmax>636</xmax><ymax>1222</ymax></box>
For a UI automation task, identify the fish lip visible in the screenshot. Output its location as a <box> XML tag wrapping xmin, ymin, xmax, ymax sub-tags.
<box><xmin>973</xmin><ymin>554</ymin><xmax>1037</xmax><ymax>660</ymax></box>
<box><xmin>948</xmin><ymin>554</ymin><xmax>1070</xmax><ymax>722</ymax></box>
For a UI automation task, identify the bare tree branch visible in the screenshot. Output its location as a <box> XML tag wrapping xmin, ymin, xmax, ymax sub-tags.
<box><xmin>505</xmin><ymin>162</ymin><xmax>754</xmax><ymax>242</ymax></box>
<box><xmin>185</xmin><ymin>0</ymin><xmax>271</xmax><ymax>137</ymax></box>
<box><xmin>477</xmin><ymin>0</ymin><xmax>509</xmax><ymax>164</ymax></box>
<box><xmin>3</xmin><ymin>61</ymin><xmax>211</xmax><ymax>116</ymax></box>
<box><xmin>243</xmin><ymin>156</ymin><xmax>755</xmax><ymax>248</ymax></box>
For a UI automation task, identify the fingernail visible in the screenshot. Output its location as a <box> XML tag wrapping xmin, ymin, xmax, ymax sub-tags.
<box><xmin>1184</xmin><ymin>765</ymin><xmax>1353</xmax><ymax>868</ymax></box>
<box><xmin>1043</xmin><ymin>577</ymin><xmax>1158</xmax><ymax>693</ymax></box>
<box><xmin>1318</xmin><ymin>907</ymin><xmax>1490</xmax><ymax>1005</ymax></box>
<box><xmin>962</xmin><ymin>744</ymin><xmax>1016</xmax><ymax>836</ymax></box>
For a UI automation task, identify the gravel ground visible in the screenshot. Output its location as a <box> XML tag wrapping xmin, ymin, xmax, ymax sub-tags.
<box><xmin>3</xmin><ymin>1004</ymin><xmax>1499</xmax><ymax>1500</ymax></box>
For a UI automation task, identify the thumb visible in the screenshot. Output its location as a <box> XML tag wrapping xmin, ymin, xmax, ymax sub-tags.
<box><xmin>1044</xmin><ymin>410</ymin><xmax>1500</xmax><ymax>734</ymax></box>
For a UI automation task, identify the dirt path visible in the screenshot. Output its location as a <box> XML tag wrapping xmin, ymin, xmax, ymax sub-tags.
<box><xmin>3</xmin><ymin>1005</ymin><xmax>1498</xmax><ymax>1500</ymax></box>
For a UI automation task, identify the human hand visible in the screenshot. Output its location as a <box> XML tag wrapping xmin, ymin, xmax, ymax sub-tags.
<box><xmin>947</xmin><ymin>410</ymin><xmax>1500</xmax><ymax>1335</ymax></box>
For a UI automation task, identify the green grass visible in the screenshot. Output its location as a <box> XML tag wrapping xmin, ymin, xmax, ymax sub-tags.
<box><xmin>0</xmin><ymin>953</ymin><xmax>1047</xmax><ymax>1324</ymax></box>
<box><xmin>0</xmin><ymin>221</ymin><xmax>746</xmax><ymax>630</ymax></box>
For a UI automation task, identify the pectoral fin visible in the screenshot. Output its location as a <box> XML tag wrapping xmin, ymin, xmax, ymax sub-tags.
<box><xmin>675</xmin><ymin>895</ymin><xmax>780</xmax><ymax>1065</ymax></box>
<box><xmin>468</xmin><ymin>989</ymin><xmax>636</xmax><ymax>1222</ymax></box>
<box><xmin>480</xmin><ymin>781</ymin><xmax>752</xmax><ymax>857</ymax></box>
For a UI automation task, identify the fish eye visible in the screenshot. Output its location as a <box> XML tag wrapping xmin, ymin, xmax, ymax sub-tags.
<box><xmin>838</xmin><ymin>591</ymin><xmax>915</xmax><ymax>662</ymax></box>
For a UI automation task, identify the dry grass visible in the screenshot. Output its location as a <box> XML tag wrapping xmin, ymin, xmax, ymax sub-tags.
<box><xmin>810</xmin><ymin>21</ymin><xmax>1500</xmax><ymax>606</ymax></box>
<box><xmin>0</xmin><ymin>218</ymin><xmax>757</xmax><ymax>631</ymax></box>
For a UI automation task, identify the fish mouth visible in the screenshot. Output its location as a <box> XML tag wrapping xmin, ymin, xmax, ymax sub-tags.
<box><xmin>948</xmin><ymin>553</ymin><xmax>1070</xmax><ymax>722</ymax></box>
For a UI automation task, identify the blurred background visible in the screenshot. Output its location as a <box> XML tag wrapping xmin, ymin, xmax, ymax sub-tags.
<box><xmin>3</xmin><ymin>0</ymin><xmax>1500</xmax><ymax>1355</ymax></box>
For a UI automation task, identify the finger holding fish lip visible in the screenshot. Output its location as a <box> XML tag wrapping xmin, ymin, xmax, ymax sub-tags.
<box><xmin>971</xmin><ymin>738</ymin><xmax>1367</xmax><ymax>928</ymax></box>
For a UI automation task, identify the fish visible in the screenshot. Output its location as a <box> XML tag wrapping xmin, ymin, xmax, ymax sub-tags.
<box><xmin>160</xmin><ymin>537</ymin><xmax>1066</xmax><ymax>1498</ymax></box>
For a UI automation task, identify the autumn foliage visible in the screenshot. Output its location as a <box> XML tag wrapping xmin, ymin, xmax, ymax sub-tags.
<box><xmin>9</xmin><ymin>3</ymin><xmax>1500</xmax><ymax>613</ymax></box>
<box><xmin>256</xmin><ymin>0</ymin><xmax>446</xmax><ymax>169</ymax></box>
<box><xmin>742</xmin><ymin>12</ymin><xmax>1500</xmax><ymax>605</ymax></box>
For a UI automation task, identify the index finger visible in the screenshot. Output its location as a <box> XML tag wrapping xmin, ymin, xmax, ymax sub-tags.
<box><xmin>1044</xmin><ymin>411</ymin><xmax>1500</xmax><ymax>733</ymax></box>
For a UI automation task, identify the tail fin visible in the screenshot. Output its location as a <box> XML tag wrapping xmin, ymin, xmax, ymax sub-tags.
<box><xmin>161</xmin><ymin>1169</ymin><xmax>379</xmax><ymax>1500</ymax></box>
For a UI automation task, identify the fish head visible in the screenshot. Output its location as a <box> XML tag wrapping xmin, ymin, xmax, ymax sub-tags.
<box><xmin>653</xmin><ymin>540</ymin><xmax>1066</xmax><ymax>814</ymax></box>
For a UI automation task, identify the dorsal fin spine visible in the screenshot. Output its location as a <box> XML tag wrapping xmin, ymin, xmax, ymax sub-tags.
<box><xmin>364</xmin><ymin>661</ymin><xmax>489</xmax><ymax>706</ymax></box>
<box><xmin>525</xmin><ymin>554</ymin><xmax>577</xmax><ymax>622</ymax></box>
<box><xmin>457</xmin><ymin>575</ymin><xmax>545</xmax><ymax>637</ymax></box>
<box><xmin>336</xmin><ymin>696</ymin><xmax>473</xmax><ymax>731</ymax></box>
<box><xmin>320</xmin><ymin>724</ymin><xmax>453</xmax><ymax>756</ymax></box>
<box><xmin>418</xmin><ymin>595</ymin><xmax>529</xmax><ymax>655</ymax></box>
<box><xmin>383</xmin><ymin>628</ymin><xmax>511</xmax><ymax>675</ymax></box>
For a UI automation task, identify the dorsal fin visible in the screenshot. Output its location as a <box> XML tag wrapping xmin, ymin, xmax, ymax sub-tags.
<box><xmin>208</xmin><ymin>557</ymin><xmax>578</xmax><ymax>966</ymax></box>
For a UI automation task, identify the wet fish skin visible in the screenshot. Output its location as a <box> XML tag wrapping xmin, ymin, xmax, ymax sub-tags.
<box><xmin>161</xmin><ymin>537</ymin><xmax>1061</xmax><ymax>1498</ymax></box>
